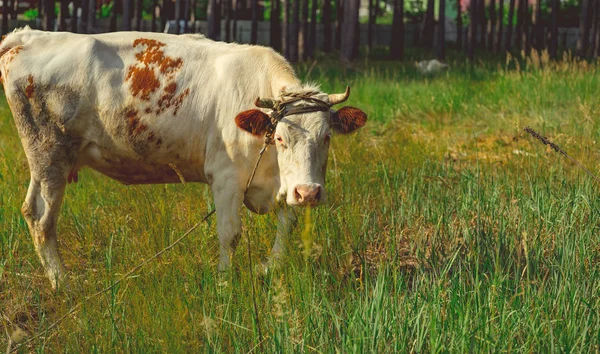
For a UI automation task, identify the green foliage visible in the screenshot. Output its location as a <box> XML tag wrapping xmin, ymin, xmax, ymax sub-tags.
<box><xmin>1</xmin><ymin>51</ymin><xmax>600</xmax><ymax>352</ymax></box>
<box><xmin>23</xmin><ymin>8</ymin><xmax>38</xmax><ymax>20</ymax></box>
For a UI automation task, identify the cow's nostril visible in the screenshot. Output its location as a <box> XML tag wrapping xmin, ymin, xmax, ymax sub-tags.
<box><xmin>294</xmin><ymin>187</ymin><xmax>303</xmax><ymax>202</ymax></box>
<box><xmin>314</xmin><ymin>186</ymin><xmax>321</xmax><ymax>202</ymax></box>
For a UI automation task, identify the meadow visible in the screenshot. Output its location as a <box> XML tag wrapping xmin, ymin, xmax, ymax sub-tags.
<box><xmin>1</xmin><ymin>51</ymin><xmax>600</xmax><ymax>352</ymax></box>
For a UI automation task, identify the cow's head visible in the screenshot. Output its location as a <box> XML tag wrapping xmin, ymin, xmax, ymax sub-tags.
<box><xmin>235</xmin><ymin>86</ymin><xmax>367</xmax><ymax>207</ymax></box>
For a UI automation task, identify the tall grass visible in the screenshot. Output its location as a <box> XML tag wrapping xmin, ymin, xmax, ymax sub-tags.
<box><xmin>1</xmin><ymin>52</ymin><xmax>600</xmax><ymax>352</ymax></box>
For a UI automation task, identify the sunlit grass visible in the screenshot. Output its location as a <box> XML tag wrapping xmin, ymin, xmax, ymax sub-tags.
<box><xmin>1</xmin><ymin>51</ymin><xmax>600</xmax><ymax>352</ymax></box>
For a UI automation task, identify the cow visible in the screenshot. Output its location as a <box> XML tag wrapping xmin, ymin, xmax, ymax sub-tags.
<box><xmin>0</xmin><ymin>27</ymin><xmax>367</xmax><ymax>289</ymax></box>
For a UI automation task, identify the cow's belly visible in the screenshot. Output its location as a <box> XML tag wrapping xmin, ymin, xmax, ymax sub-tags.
<box><xmin>77</xmin><ymin>142</ymin><xmax>206</xmax><ymax>185</ymax></box>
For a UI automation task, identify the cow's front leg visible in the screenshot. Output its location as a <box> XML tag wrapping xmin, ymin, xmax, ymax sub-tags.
<box><xmin>211</xmin><ymin>179</ymin><xmax>244</xmax><ymax>272</ymax></box>
<box><xmin>269</xmin><ymin>205</ymin><xmax>297</xmax><ymax>265</ymax></box>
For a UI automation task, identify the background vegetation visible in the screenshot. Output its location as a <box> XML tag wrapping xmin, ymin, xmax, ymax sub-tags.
<box><xmin>1</xmin><ymin>51</ymin><xmax>599</xmax><ymax>352</ymax></box>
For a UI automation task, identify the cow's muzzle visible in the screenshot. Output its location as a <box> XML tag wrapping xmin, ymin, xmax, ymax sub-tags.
<box><xmin>293</xmin><ymin>183</ymin><xmax>323</xmax><ymax>206</ymax></box>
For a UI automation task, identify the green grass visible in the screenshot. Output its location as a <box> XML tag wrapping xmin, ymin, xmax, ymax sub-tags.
<box><xmin>2</xmin><ymin>52</ymin><xmax>600</xmax><ymax>352</ymax></box>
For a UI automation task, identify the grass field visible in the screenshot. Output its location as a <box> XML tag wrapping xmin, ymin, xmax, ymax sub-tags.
<box><xmin>1</xmin><ymin>51</ymin><xmax>600</xmax><ymax>352</ymax></box>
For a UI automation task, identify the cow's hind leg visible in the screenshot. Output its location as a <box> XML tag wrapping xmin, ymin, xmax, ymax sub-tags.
<box><xmin>22</xmin><ymin>163</ymin><xmax>71</xmax><ymax>290</ymax></box>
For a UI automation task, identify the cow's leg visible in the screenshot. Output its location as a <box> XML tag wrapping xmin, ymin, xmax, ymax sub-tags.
<box><xmin>211</xmin><ymin>178</ymin><xmax>244</xmax><ymax>272</ymax></box>
<box><xmin>22</xmin><ymin>170</ymin><xmax>69</xmax><ymax>290</ymax></box>
<box><xmin>271</xmin><ymin>206</ymin><xmax>297</xmax><ymax>262</ymax></box>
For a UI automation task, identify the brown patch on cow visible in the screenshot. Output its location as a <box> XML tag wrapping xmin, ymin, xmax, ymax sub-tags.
<box><xmin>125</xmin><ymin>108</ymin><xmax>148</xmax><ymax>137</ymax></box>
<box><xmin>157</xmin><ymin>85</ymin><xmax>190</xmax><ymax>116</ymax></box>
<box><xmin>25</xmin><ymin>76</ymin><xmax>34</xmax><ymax>98</ymax></box>
<box><xmin>156</xmin><ymin>138</ymin><xmax>163</xmax><ymax>147</ymax></box>
<box><xmin>126</xmin><ymin>38</ymin><xmax>189</xmax><ymax>114</ymax></box>
<box><xmin>126</xmin><ymin>66</ymin><xmax>160</xmax><ymax>101</ymax></box>
<box><xmin>148</xmin><ymin>132</ymin><xmax>156</xmax><ymax>142</ymax></box>
<box><xmin>331</xmin><ymin>106</ymin><xmax>368</xmax><ymax>134</ymax></box>
<box><xmin>0</xmin><ymin>45</ymin><xmax>24</xmax><ymax>78</ymax></box>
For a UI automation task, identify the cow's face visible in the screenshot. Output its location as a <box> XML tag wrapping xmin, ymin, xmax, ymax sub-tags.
<box><xmin>235</xmin><ymin>89</ymin><xmax>366</xmax><ymax>207</ymax></box>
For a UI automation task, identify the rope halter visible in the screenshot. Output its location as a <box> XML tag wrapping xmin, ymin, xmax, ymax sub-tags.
<box><xmin>253</xmin><ymin>86</ymin><xmax>351</xmax><ymax>145</ymax></box>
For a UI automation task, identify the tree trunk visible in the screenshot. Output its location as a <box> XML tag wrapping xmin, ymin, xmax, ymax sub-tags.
<box><xmin>152</xmin><ymin>0</ymin><xmax>158</xmax><ymax>31</ymax></box>
<box><xmin>86</xmin><ymin>0</ymin><xmax>95</xmax><ymax>33</ymax></box>
<box><xmin>549</xmin><ymin>0</ymin><xmax>558</xmax><ymax>57</ymax></box>
<box><xmin>323</xmin><ymin>0</ymin><xmax>332</xmax><ymax>52</ymax></box>
<box><xmin>271</xmin><ymin>0</ymin><xmax>282</xmax><ymax>51</ymax></box>
<box><xmin>594</xmin><ymin>0</ymin><xmax>600</xmax><ymax>58</ymax></box>
<box><xmin>533</xmin><ymin>0</ymin><xmax>542</xmax><ymax>50</ymax></box>
<box><xmin>307</xmin><ymin>0</ymin><xmax>317</xmax><ymax>58</ymax></box>
<box><xmin>109</xmin><ymin>0</ymin><xmax>119</xmax><ymax>31</ymax></box>
<box><xmin>390</xmin><ymin>0</ymin><xmax>404</xmax><ymax>59</ymax></box>
<box><xmin>335</xmin><ymin>0</ymin><xmax>343</xmax><ymax>50</ymax></box>
<box><xmin>225</xmin><ymin>0</ymin><xmax>231</xmax><ymax>41</ymax></box>
<box><xmin>420</xmin><ymin>0</ymin><xmax>435</xmax><ymax>47</ymax></box>
<box><xmin>515</xmin><ymin>0</ymin><xmax>523</xmax><ymax>50</ymax></box>
<box><xmin>289</xmin><ymin>0</ymin><xmax>299</xmax><ymax>61</ymax></box>
<box><xmin>282</xmin><ymin>0</ymin><xmax>288</xmax><ymax>56</ymax></box>
<box><xmin>58</xmin><ymin>0</ymin><xmax>68</xmax><ymax>30</ymax></box>
<box><xmin>208</xmin><ymin>0</ymin><xmax>221</xmax><ymax>40</ymax></box>
<box><xmin>251</xmin><ymin>0</ymin><xmax>258</xmax><ymax>43</ymax></box>
<box><xmin>2</xmin><ymin>0</ymin><xmax>8</xmax><ymax>35</ymax></box>
<box><xmin>300</xmin><ymin>0</ymin><xmax>308</xmax><ymax>60</ymax></box>
<box><xmin>44</xmin><ymin>0</ymin><xmax>55</xmax><ymax>30</ymax></box>
<box><xmin>488</xmin><ymin>0</ymin><xmax>495</xmax><ymax>50</ymax></box>
<box><xmin>456</xmin><ymin>0</ymin><xmax>462</xmax><ymax>49</ymax></box>
<box><xmin>477</xmin><ymin>0</ymin><xmax>485</xmax><ymax>48</ymax></box>
<box><xmin>367</xmin><ymin>0</ymin><xmax>375</xmax><ymax>50</ymax></box>
<box><xmin>505</xmin><ymin>0</ymin><xmax>515</xmax><ymax>51</ymax></box>
<box><xmin>521</xmin><ymin>0</ymin><xmax>530</xmax><ymax>53</ymax></box>
<box><xmin>436</xmin><ymin>0</ymin><xmax>445</xmax><ymax>60</ymax></box>
<box><xmin>135</xmin><ymin>0</ymin><xmax>143</xmax><ymax>31</ymax></box>
<box><xmin>340</xmin><ymin>0</ymin><xmax>359</xmax><ymax>61</ymax></box>
<box><xmin>495</xmin><ymin>0</ymin><xmax>503</xmax><ymax>53</ymax></box>
<box><xmin>577</xmin><ymin>0</ymin><xmax>591</xmax><ymax>57</ymax></box>
<box><xmin>122</xmin><ymin>0</ymin><xmax>131</xmax><ymax>31</ymax></box>
<box><xmin>468</xmin><ymin>0</ymin><xmax>477</xmax><ymax>60</ymax></box>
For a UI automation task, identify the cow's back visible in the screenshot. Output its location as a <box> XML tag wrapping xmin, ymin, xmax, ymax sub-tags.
<box><xmin>1</xmin><ymin>29</ymin><xmax>297</xmax><ymax>185</ymax></box>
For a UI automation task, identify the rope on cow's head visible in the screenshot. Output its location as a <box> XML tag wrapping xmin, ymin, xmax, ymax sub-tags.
<box><xmin>254</xmin><ymin>86</ymin><xmax>351</xmax><ymax>145</ymax></box>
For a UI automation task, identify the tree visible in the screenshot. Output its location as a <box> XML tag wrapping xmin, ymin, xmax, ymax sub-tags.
<box><xmin>367</xmin><ymin>0</ymin><xmax>376</xmax><ymax>50</ymax></box>
<box><xmin>225</xmin><ymin>0</ymin><xmax>232</xmax><ymax>41</ymax></box>
<box><xmin>505</xmin><ymin>0</ymin><xmax>515</xmax><ymax>51</ymax></box>
<box><xmin>340</xmin><ymin>0</ymin><xmax>359</xmax><ymax>61</ymax></box>
<box><xmin>122</xmin><ymin>0</ymin><xmax>132</xmax><ymax>31</ymax></box>
<box><xmin>532</xmin><ymin>0</ymin><xmax>542</xmax><ymax>50</ymax></box>
<box><xmin>488</xmin><ymin>0</ymin><xmax>496</xmax><ymax>51</ymax></box>
<box><xmin>44</xmin><ymin>0</ymin><xmax>55</xmax><ymax>30</ymax></box>
<box><xmin>456</xmin><ymin>0</ymin><xmax>462</xmax><ymax>49</ymax></box>
<box><xmin>420</xmin><ymin>0</ymin><xmax>435</xmax><ymax>47</ymax></box>
<box><xmin>135</xmin><ymin>0</ymin><xmax>143</xmax><ymax>31</ymax></box>
<box><xmin>390</xmin><ymin>0</ymin><xmax>404</xmax><ymax>59</ymax></box>
<box><xmin>307</xmin><ymin>0</ymin><xmax>317</xmax><ymax>58</ymax></box>
<box><xmin>577</xmin><ymin>0</ymin><xmax>591</xmax><ymax>57</ymax></box>
<box><xmin>2</xmin><ymin>0</ymin><xmax>8</xmax><ymax>36</ymax></box>
<box><xmin>208</xmin><ymin>0</ymin><xmax>221</xmax><ymax>40</ymax></box>
<box><xmin>300</xmin><ymin>0</ymin><xmax>309</xmax><ymax>59</ymax></box>
<box><xmin>495</xmin><ymin>0</ymin><xmax>504</xmax><ymax>53</ymax></box>
<box><xmin>468</xmin><ymin>0</ymin><xmax>478</xmax><ymax>60</ymax></box>
<box><xmin>59</xmin><ymin>0</ymin><xmax>69</xmax><ymax>31</ymax></box>
<box><xmin>270</xmin><ymin>0</ymin><xmax>282</xmax><ymax>50</ymax></box>
<box><xmin>436</xmin><ymin>0</ymin><xmax>446</xmax><ymax>60</ymax></box>
<box><xmin>549</xmin><ymin>0</ymin><xmax>558</xmax><ymax>58</ymax></box>
<box><xmin>283</xmin><ymin>0</ymin><xmax>289</xmax><ymax>56</ymax></box>
<box><xmin>251</xmin><ymin>0</ymin><xmax>258</xmax><ymax>44</ymax></box>
<box><xmin>322</xmin><ymin>0</ymin><xmax>333</xmax><ymax>52</ymax></box>
<box><xmin>86</xmin><ymin>0</ymin><xmax>96</xmax><ymax>33</ymax></box>
<box><xmin>289</xmin><ymin>0</ymin><xmax>300</xmax><ymax>61</ymax></box>
<box><xmin>335</xmin><ymin>0</ymin><xmax>343</xmax><ymax>50</ymax></box>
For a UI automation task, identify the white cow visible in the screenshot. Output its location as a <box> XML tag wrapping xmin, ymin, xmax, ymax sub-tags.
<box><xmin>0</xmin><ymin>27</ymin><xmax>367</xmax><ymax>289</ymax></box>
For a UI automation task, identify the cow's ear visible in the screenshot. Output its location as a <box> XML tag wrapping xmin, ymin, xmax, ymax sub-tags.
<box><xmin>331</xmin><ymin>107</ymin><xmax>367</xmax><ymax>134</ymax></box>
<box><xmin>235</xmin><ymin>109</ymin><xmax>271</xmax><ymax>136</ymax></box>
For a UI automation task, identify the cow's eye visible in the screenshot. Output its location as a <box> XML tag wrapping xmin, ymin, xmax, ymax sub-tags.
<box><xmin>275</xmin><ymin>135</ymin><xmax>284</xmax><ymax>144</ymax></box>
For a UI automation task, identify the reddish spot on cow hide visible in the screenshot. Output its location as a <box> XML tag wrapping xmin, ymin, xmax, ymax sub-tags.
<box><xmin>125</xmin><ymin>109</ymin><xmax>148</xmax><ymax>137</ymax></box>
<box><xmin>25</xmin><ymin>75</ymin><xmax>34</xmax><ymax>98</ymax></box>
<box><xmin>126</xmin><ymin>66</ymin><xmax>160</xmax><ymax>101</ymax></box>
